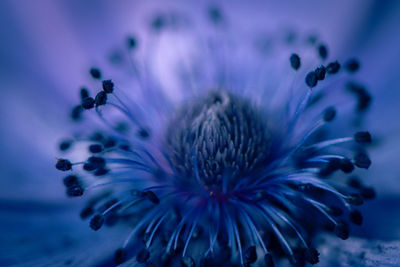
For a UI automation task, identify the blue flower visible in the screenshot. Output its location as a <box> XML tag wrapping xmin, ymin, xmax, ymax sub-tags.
<box><xmin>55</xmin><ymin>6</ymin><xmax>376</xmax><ymax>266</ymax></box>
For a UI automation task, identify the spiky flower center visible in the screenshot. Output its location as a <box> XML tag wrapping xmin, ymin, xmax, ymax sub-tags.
<box><xmin>167</xmin><ymin>91</ymin><xmax>271</xmax><ymax>186</ymax></box>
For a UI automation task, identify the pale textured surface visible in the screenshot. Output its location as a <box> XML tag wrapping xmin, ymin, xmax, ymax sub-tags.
<box><xmin>317</xmin><ymin>234</ymin><xmax>400</xmax><ymax>267</ymax></box>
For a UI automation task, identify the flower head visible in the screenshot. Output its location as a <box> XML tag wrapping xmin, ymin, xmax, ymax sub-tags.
<box><xmin>55</xmin><ymin>6</ymin><xmax>375</xmax><ymax>266</ymax></box>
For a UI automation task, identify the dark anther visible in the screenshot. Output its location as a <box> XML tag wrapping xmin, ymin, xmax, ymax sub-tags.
<box><xmin>56</xmin><ymin>159</ymin><xmax>72</xmax><ymax>171</ymax></box>
<box><xmin>317</xmin><ymin>44</ymin><xmax>328</xmax><ymax>60</ymax></box>
<box><xmin>180</xmin><ymin>256</ymin><xmax>195</xmax><ymax>267</ymax></box>
<box><xmin>90</xmin><ymin>214</ymin><xmax>104</xmax><ymax>231</ymax></box>
<box><xmin>245</xmin><ymin>246</ymin><xmax>257</xmax><ymax>264</ymax></box>
<box><xmin>137</xmin><ymin>248</ymin><xmax>150</xmax><ymax>263</ymax></box>
<box><xmin>138</xmin><ymin>128</ymin><xmax>150</xmax><ymax>139</ymax></box>
<box><xmin>90</xmin><ymin>132</ymin><xmax>104</xmax><ymax>142</ymax></box>
<box><xmin>208</xmin><ymin>6</ymin><xmax>222</xmax><ymax>24</ymax></box>
<box><xmin>151</xmin><ymin>15</ymin><xmax>166</xmax><ymax>31</ymax></box>
<box><xmin>347</xmin><ymin>176</ymin><xmax>362</xmax><ymax>189</ymax></box>
<box><xmin>354</xmin><ymin>131</ymin><xmax>372</xmax><ymax>144</ymax></box>
<box><xmin>350</xmin><ymin>210</ymin><xmax>363</xmax><ymax>225</ymax></box>
<box><xmin>143</xmin><ymin>191</ymin><xmax>160</xmax><ymax>204</ymax></box>
<box><xmin>323</xmin><ymin>106</ymin><xmax>336</xmax><ymax>122</ymax></box>
<box><xmin>82</xmin><ymin>97</ymin><xmax>95</xmax><ymax>109</ymax></box>
<box><xmin>357</xmin><ymin>90</ymin><xmax>372</xmax><ymax>111</ymax></box>
<box><xmin>346</xmin><ymin>82</ymin><xmax>372</xmax><ymax>111</ymax></box>
<box><xmin>88</xmin><ymin>156</ymin><xmax>106</xmax><ymax>169</ymax></box>
<box><xmin>116</xmin><ymin>122</ymin><xmax>129</xmax><ymax>133</ymax></box>
<box><xmin>94</xmin><ymin>168</ymin><xmax>109</xmax><ymax>176</ymax></box>
<box><xmin>114</xmin><ymin>248</ymin><xmax>127</xmax><ymax>265</ymax></box>
<box><xmin>127</xmin><ymin>36</ymin><xmax>138</xmax><ymax>50</ymax></box>
<box><xmin>104</xmin><ymin>138</ymin><xmax>116</xmax><ymax>148</ymax></box>
<box><xmin>328</xmin><ymin>206</ymin><xmax>343</xmax><ymax>217</ymax></box>
<box><xmin>361</xmin><ymin>187</ymin><xmax>376</xmax><ymax>200</ymax></box>
<box><xmin>102</xmin><ymin>80</ymin><xmax>114</xmax><ymax>94</ymax></box>
<box><xmin>63</xmin><ymin>175</ymin><xmax>79</xmax><ymax>187</ymax></box>
<box><xmin>59</xmin><ymin>140</ymin><xmax>73</xmax><ymax>151</ymax></box>
<box><xmin>326</xmin><ymin>61</ymin><xmax>341</xmax><ymax>74</ymax></box>
<box><xmin>354</xmin><ymin>152</ymin><xmax>371</xmax><ymax>169</ymax></box>
<box><xmin>80</xmin><ymin>206</ymin><xmax>94</xmax><ymax>219</ymax></box>
<box><xmin>345</xmin><ymin>59</ymin><xmax>360</xmax><ymax>73</ymax></box>
<box><xmin>340</xmin><ymin>158</ymin><xmax>354</xmax><ymax>173</ymax></box>
<box><xmin>305</xmin><ymin>248</ymin><xmax>320</xmax><ymax>265</ymax></box>
<box><xmin>308</xmin><ymin>35</ymin><xmax>317</xmax><ymax>45</ymax></box>
<box><xmin>95</xmin><ymin>91</ymin><xmax>107</xmax><ymax>107</ymax></box>
<box><xmin>119</xmin><ymin>144</ymin><xmax>131</xmax><ymax>151</ymax></box>
<box><xmin>71</xmin><ymin>105</ymin><xmax>83</xmax><ymax>121</ymax></box>
<box><xmin>66</xmin><ymin>185</ymin><xmax>84</xmax><ymax>197</ymax></box>
<box><xmin>89</xmin><ymin>144</ymin><xmax>103</xmax><ymax>153</ymax></box>
<box><xmin>90</xmin><ymin>68</ymin><xmax>102</xmax><ymax>79</ymax></box>
<box><xmin>264</xmin><ymin>253</ymin><xmax>274</xmax><ymax>267</ymax></box>
<box><xmin>80</xmin><ymin>87</ymin><xmax>89</xmax><ymax>100</ymax></box>
<box><xmin>348</xmin><ymin>193</ymin><xmax>364</xmax><ymax>206</ymax></box>
<box><xmin>335</xmin><ymin>221</ymin><xmax>349</xmax><ymax>240</ymax></box>
<box><xmin>305</xmin><ymin>71</ymin><xmax>318</xmax><ymax>88</ymax></box>
<box><xmin>319</xmin><ymin>158</ymin><xmax>340</xmax><ymax>177</ymax></box>
<box><xmin>290</xmin><ymin>53</ymin><xmax>301</xmax><ymax>70</ymax></box>
<box><xmin>83</xmin><ymin>162</ymin><xmax>96</xmax><ymax>171</ymax></box>
<box><xmin>315</xmin><ymin>66</ymin><xmax>326</xmax><ymax>80</ymax></box>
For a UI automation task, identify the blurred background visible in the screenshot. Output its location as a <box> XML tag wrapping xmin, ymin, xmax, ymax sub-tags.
<box><xmin>0</xmin><ymin>0</ymin><xmax>399</xmax><ymax>266</ymax></box>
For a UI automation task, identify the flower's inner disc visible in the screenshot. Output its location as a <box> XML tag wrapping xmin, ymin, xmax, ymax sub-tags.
<box><xmin>166</xmin><ymin>91</ymin><xmax>271</xmax><ymax>186</ymax></box>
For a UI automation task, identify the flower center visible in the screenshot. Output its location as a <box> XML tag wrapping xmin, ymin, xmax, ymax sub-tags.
<box><xmin>166</xmin><ymin>91</ymin><xmax>271</xmax><ymax>186</ymax></box>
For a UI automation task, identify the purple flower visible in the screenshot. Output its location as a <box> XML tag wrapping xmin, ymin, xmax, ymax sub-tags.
<box><xmin>54</xmin><ymin>4</ymin><xmax>377</xmax><ymax>266</ymax></box>
<box><xmin>2</xmin><ymin>1</ymin><xmax>400</xmax><ymax>267</ymax></box>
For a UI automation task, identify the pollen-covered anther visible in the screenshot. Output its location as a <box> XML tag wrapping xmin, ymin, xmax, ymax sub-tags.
<box><xmin>348</xmin><ymin>193</ymin><xmax>364</xmax><ymax>206</ymax></box>
<box><xmin>345</xmin><ymin>59</ymin><xmax>360</xmax><ymax>73</ymax></box>
<box><xmin>354</xmin><ymin>152</ymin><xmax>371</xmax><ymax>169</ymax></box>
<box><xmin>102</xmin><ymin>80</ymin><xmax>114</xmax><ymax>94</ymax></box>
<box><xmin>63</xmin><ymin>175</ymin><xmax>79</xmax><ymax>187</ymax></box>
<box><xmin>335</xmin><ymin>221</ymin><xmax>350</xmax><ymax>240</ymax></box>
<box><xmin>89</xmin><ymin>144</ymin><xmax>103</xmax><ymax>153</ymax></box>
<box><xmin>340</xmin><ymin>158</ymin><xmax>354</xmax><ymax>173</ymax></box>
<box><xmin>95</xmin><ymin>91</ymin><xmax>107</xmax><ymax>106</ymax></box>
<box><xmin>305</xmin><ymin>71</ymin><xmax>318</xmax><ymax>88</ymax></box>
<box><xmin>127</xmin><ymin>36</ymin><xmax>138</xmax><ymax>50</ymax></box>
<box><xmin>323</xmin><ymin>106</ymin><xmax>336</xmax><ymax>122</ymax></box>
<box><xmin>290</xmin><ymin>53</ymin><xmax>301</xmax><ymax>70</ymax></box>
<box><xmin>317</xmin><ymin>44</ymin><xmax>328</xmax><ymax>60</ymax></box>
<box><xmin>82</xmin><ymin>97</ymin><xmax>95</xmax><ymax>109</ymax></box>
<box><xmin>90</xmin><ymin>214</ymin><xmax>105</xmax><ymax>231</ymax></box>
<box><xmin>354</xmin><ymin>131</ymin><xmax>372</xmax><ymax>144</ymax></box>
<box><xmin>245</xmin><ymin>246</ymin><xmax>257</xmax><ymax>264</ymax></box>
<box><xmin>55</xmin><ymin>158</ymin><xmax>72</xmax><ymax>171</ymax></box>
<box><xmin>305</xmin><ymin>247</ymin><xmax>320</xmax><ymax>265</ymax></box>
<box><xmin>349</xmin><ymin>209</ymin><xmax>363</xmax><ymax>225</ymax></box>
<box><xmin>71</xmin><ymin>105</ymin><xmax>83</xmax><ymax>121</ymax></box>
<box><xmin>90</xmin><ymin>68</ymin><xmax>102</xmax><ymax>80</ymax></box>
<box><xmin>136</xmin><ymin>248</ymin><xmax>150</xmax><ymax>263</ymax></box>
<box><xmin>326</xmin><ymin>61</ymin><xmax>341</xmax><ymax>74</ymax></box>
<box><xmin>59</xmin><ymin>139</ymin><xmax>73</xmax><ymax>151</ymax></box>
<box><xmin>66</xmin><ymin>185</ymin><xmax>84</xmax><ymax>197</ymax></box>
<box><xmin>143</xmin><ymin>190</ymin><xmax>160</xmax><ymax>204</ymax></box>
<box><xmin>361</xmin><ymin>187</ymin><xmax>376</xmax><ymax>200</ymax></box>
<box><xmin>114</xmin><ymin>248</ymin><xmax>127</xmax><ymax>265</ymax></box>
<box><xmin>315</xmin><ymin>66</ymin><xmax>326</xmax><ymax>81</ymax></box>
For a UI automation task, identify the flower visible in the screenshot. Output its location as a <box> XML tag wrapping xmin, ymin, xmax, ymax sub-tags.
<box><xmin>55</xmin><ymin>5</ymin><xmax>377</xmax><ymax>266</ymax></box>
